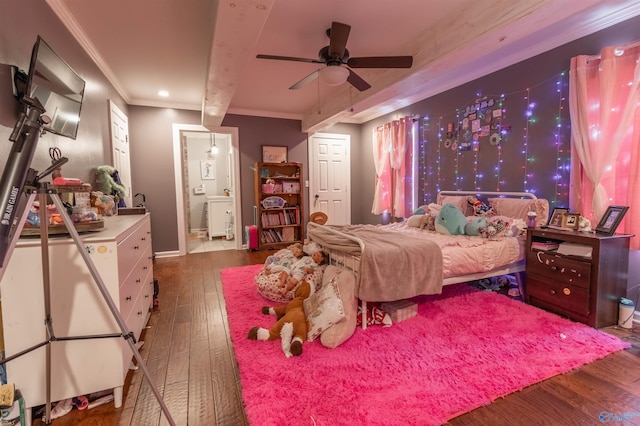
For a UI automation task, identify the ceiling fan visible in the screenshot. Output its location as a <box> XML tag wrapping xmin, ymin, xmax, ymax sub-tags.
<box><xmin>256</xmin><ymin>21</ymin><xmax>413</xmax><ymax>91</ymax></box>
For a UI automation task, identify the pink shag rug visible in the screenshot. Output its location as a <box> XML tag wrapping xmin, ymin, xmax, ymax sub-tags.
<box><xmin>221</xmin><ymin>264</ymin><xmax>629</xmax><ymax>426</ymax></box>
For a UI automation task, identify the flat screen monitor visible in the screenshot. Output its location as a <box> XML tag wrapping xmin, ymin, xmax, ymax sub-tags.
<box><xmin>26</xmin><ymin>35</ymin><xmax>86</xmax><ymax>140</ymax></box>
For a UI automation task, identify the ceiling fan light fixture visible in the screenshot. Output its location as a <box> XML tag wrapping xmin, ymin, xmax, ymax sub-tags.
<box><xmin>319</xmin><ymin>65</ymin><xmax>349</xmax><ymax>86</ymax></box>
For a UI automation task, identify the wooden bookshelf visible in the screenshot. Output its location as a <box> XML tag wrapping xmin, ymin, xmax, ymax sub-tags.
<box><xmin>253</xmin><ymin>162</ymin><xmax>304</xmax><ymax>250</ymax></box>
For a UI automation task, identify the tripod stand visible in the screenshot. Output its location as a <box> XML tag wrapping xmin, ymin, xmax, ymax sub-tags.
<box><xmin>0</xmin><ymin>105</ymin><xmax>175</xmax><ymax>424</ymax></box>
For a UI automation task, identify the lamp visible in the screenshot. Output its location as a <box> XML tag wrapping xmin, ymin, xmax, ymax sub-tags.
<box><xmin>210</xmin><ymin>133</ymin><xmax>219</xmax><ymax>155</ymax></box>
<box><xmin>319</xmin><ymin>65</ymin><xmax>350</xmax><ymax>86</ymax></box>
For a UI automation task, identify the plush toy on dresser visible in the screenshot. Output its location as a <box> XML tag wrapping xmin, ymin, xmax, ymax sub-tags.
<box><xmin>248</xmin><ymin>281</ymin><xmax>313</xmax><ymax>357</ymax></box>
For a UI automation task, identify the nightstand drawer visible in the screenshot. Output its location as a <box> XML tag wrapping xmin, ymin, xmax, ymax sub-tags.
<box><xmin>526</xmin><ymin>250</ymin><xmax>590</xmax><ymax>289</ymax></box>
<box><xmin>527</xmin><ymin>274</ymin><xmax>590</xmax><ymax>317</ymax></box>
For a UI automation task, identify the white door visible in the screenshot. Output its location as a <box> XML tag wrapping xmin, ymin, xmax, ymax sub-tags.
<box><xmin>109</xmin><ymin>101</ymin><xmax>132</xmax><ymax>207</ymax></box>
<box><xmin>309</xmin><ymin>133</ymin><xmax>351</xmax><ymax>225</ymax></box>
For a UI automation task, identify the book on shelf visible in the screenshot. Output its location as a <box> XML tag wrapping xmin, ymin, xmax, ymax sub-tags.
<box><xmin>556</xmin><ymin>242</ymin><xmax>593</xmax><ymax>258</ymax></box>
<box><xmin>531</xmin><ymin>241</ymin><xmax>560</xmax><ymax>251</ymax></box>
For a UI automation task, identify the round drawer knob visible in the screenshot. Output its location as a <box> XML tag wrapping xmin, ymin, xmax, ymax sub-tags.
<box><xmin>550</xmin><ymin>289</ymin><xmax>556</xmax><ymax>295</ymax></box>
<box><xmin>563</xmin><ymin>288</ymin><xmax>571</xmax><ymax>296</ymax></box>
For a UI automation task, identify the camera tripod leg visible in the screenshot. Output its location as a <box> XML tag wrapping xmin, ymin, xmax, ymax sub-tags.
<box><xmin>49</xmin><ymin>193</ymin><xmax>176</xmax><ymax>425</ymax></box>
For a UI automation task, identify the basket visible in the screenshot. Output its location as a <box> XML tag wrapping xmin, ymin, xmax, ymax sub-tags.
<box><xmin>261</xmin><ymin>183</ymin><xmax>276</xmax><ymax>193</ymax></box>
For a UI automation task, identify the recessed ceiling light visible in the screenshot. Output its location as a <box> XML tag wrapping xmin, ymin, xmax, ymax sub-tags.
<box><xmin>158</xmin><ymin>90</ymin><xmax>170</xmax><ymax>97</ymax></box>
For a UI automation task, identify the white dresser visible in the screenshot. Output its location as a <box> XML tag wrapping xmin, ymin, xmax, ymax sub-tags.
<box><xmin>0</xmin><ymin>214</ymin><xmax>154</xmax><ymax>411</ymax></box>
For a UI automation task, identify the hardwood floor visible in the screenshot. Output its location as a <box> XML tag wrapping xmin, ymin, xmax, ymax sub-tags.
<box><xmin>33</xmin><ymin>249</ymin><xmax>640</xmax><ymax>426</ymax></box>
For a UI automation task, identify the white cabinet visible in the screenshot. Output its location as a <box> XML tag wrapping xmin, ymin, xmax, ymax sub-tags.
<box><xmin>207</xmin><ymin>196</ymin><xmax>233</xmax><ymax>239</ymax></box>
<box><xmin>0</xmin><ymin>214</ymin><xmax>154</xmax><ymax>411</ymax></box>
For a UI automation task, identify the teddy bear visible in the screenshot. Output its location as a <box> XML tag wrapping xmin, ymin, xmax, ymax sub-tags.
<box><xmin>578</xmin><ymin>216</ymin><xmax>592</xmax><ymax>232</ymax></box>
<box><xmin>248</xmin><ymin>280</ymin><xmax>313</xmax><ymax>357</ymax></box>
<box><xmin>406</xmin><ymin>214</ymin><xmax>436</xmax><ymax>231</ymax></box>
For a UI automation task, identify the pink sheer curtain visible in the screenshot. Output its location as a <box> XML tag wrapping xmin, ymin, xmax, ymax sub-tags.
<box><xmin>371</xmin><ymin>125</ymin><xmax>391</xmax><ymax>215</ymax></box>
<box><xmin>372</xmin><ymin>117</ymin><xmax>411</xmax><ymax>217</ymax></box>
<box><xmin>569</xmin><ymin>41</ymin><xmax>640</xmax><ymax>249</ymax></box>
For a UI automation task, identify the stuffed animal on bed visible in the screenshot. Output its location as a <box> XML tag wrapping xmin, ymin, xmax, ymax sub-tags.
<box><xmin>467</xmin><ymin>196</ymin><xmax>494</xmax><ymax>216</ymax></box>
<box><xmin>464</xmin><ymin>216</ymin><xmax>487</xmax><ymax>236</ymax></box>
<box><xmin>248</xmin><ymin>280</ymin><xmax>313</xmax><ymax>357</ymax></box>
<box><xmin>435</xmin><ymin>204</ymin><xmax>467</xmax><ymax>235</ymax></box>
<box><xmin>406</xmin><ymin>214</ymin><xmax>436</xmax><ymax>231</ymax></box>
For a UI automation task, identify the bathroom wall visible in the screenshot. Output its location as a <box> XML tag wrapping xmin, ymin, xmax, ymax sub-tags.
<box><xmin>185</xmin><ymin>133</ymin><xmax>231</xmax><ymax>232</ymax></box>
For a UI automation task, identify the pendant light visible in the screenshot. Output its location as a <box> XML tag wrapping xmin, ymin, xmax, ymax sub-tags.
<box><xmin>210</xmin><ymin>133</ymin><xmax>219</xmax><ymax>155</ymax></box>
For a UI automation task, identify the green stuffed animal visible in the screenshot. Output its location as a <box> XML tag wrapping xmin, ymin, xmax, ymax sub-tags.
<box><xmin>435</xmin><ymin>204</ymin><xmax>467</xmax><ymax>235</ymax></box>
<box><xmin>465</xmin><ymin>216</ymin><xmax>487</xmax><ymax>236</ymax></box>
<box><xmin>95</xmin><ymin>165</ymin><xmax>126</xmax><ymax>199</ymax></box>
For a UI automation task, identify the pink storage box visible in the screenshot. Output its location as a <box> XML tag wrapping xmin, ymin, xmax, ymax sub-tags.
<box><xmin>261</xmin><ymin>183</ymin><xmax>276</xmax><ymax>193</ymax></box>
<box><xmin>380</xmin><ymin>300</ymin><xmax>417</xmax><ymax>323</ymax></box>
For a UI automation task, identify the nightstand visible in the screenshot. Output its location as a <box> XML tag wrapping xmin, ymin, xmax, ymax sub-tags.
<box><xmin>525</xmin><ymin>227</ymin><xmax>633</xmax><ymax>328</ymax></box>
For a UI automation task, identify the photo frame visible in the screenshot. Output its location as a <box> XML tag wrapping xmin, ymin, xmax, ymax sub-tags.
<box><xmin>547</xmin><ymin>207</ymin><xmax>569</xmax><ymax>228</ymax></box>
<box><xmin>562</xmin><ymin>212</ymin><xmax>580</xmax><ymax>230</ymax></box>
<box><xmin>262</xmin><ymin>145</ymin><xmax>288</xmax><ymax>163</ymax></box>
<box><xmin>200</xmin><ymin>160</ymin><xmax>215</xmax><ymax>180</ymax></box>
<box><xmin>595</xmin><ymin>205</ymin><xmax>629</xmax><ymax>235</ymax></box>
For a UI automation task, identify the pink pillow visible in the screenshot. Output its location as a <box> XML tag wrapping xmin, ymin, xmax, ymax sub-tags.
<box><xmin>488</xmin><ymin>198</ymin><xmax>549</xmax><ymax>226</ymax></box>
<box><xmin>319</xmin><ymin>266</ymin><xmax>357</xmax><ymax>348</ymax></box>
<box><xmin>436</xmin><ymin>194</ymin><xmax>473</xmax><ymax>216</ymax></box>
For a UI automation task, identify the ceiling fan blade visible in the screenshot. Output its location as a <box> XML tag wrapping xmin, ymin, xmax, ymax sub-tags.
<box><xmin>347</xmin><ymin>56</ymin><xmax>413</xmax><ymax>68</ymax></box>
<box><xmin>289</xmin><ymin>69</ymin><xmax>320</xmax><ymax>90</ymax></box>
<box><xmin>347</xmin><ymin>69</ymin><xmax>371</xmax><ymax>91</ymax></box>
<box><xmin>328</xmin><ymin>22</ymin><xmax>351</xmax><ymax>58</ymax></box>
<box><xmin>256</xmin><ymin>54</ymin><xmax>324</xmax><ymax>64</ymax></box>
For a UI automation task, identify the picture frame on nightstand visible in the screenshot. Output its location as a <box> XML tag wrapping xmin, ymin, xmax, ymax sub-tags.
<box><xmin>547</xmin><ymin>207</ymin><xmax>568</xmax><ymax>228</ymax></box>
<box><xmin>595</xmin><ymin>205</ymin><xmax>629</xmax><ymax>235</ymax></box>
<box><xmin>562</xmin><ymin>212</ymin><xmax>580</xmax><ymax>230</ymax></box>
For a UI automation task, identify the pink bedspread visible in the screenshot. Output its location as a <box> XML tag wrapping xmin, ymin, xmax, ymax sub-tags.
<box><xmin>381</xmin><ymin>222</ymin><xmax>525</xmax><ymax>277</ymax></box>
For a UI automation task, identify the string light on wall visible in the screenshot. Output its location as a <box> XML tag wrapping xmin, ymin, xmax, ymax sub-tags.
<box><xmin>436</xmin><ymin>116</ymin><xmax>443</xmax><ymax>196</ymax></box>
<box><xmin>553</xmin><ymin>72</ymin><xmax>568</xmax><ymax>207</ymax></box>
<box><xmin>421</xmin><ymin>116</ymin><xmax>431</xmax><ymax>205</ymax></box>
<box><xmin>522</xmin><ymin>89</ymin><xmax>533</xmax><ymax>192</ymax></box>
<box><xmin>413</xmin><ymin>71</ymin><xmax>570</xmax><ymax>207</ymax></box>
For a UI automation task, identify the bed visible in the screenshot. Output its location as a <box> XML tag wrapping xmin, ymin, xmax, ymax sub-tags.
<box><xmin>307</xmin><ymin>191</ymin><xmax>549</xmax><ymax>329</ymax></box>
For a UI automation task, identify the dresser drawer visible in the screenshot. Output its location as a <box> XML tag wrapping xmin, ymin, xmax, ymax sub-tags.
<box><xmin>527</xmin><ymin>274</ymin><xmax>590</xmax><ymax>317</ymax></box>
<box><xmin>117</xmin><ymin>219</ymin><xmax>152</xmax><ymax>283</ymax></box>
<box><xmin>526</xmin><ymin>250</ymin><xmax>590</xmax><ymax>289</ymax></box>
<box><xmin>119</xmin><ymin>246</ymin><xmax>152</xmax><ymax>320</ymax></box>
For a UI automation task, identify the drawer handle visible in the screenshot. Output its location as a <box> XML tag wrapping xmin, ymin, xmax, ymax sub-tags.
<box><xmin>549</xmin><ymin>289</ymin><xmax>556</xmax><ymax>295</ymax></box>
<box><xmin>126</xmin><ymin>296</ymin><xmax>132</xmax><ymax>301</ymax></box>
<box><xmin>136</xmin><ymin>278</ymin><xmax>142</xmax><ymax>283</ymax></box>
<box><xmin>145</xmin><ymin>294</ymin><xmax>149</xmax><ymax>298</ymax></box>
<box><xmin>143</xmin><ymin>266</ymin><xmax>148</xmax><ymax>270</ymax></box>
<box><xmin>141</xmin><ymin>237</ymin><xmax>146</xmax><ymax>241</ymax></box>
<box><xmin>134</xmin><ymin>245</ymin><xmax>140</xmax><ymax>250</ymax></box>
<box><xmin>138</xmin><ymin>311</ymin><xmax>143</xmax><ymax>316</ymax></box>
<box><xmin>563</xmin><ymin>288</ymin><xmax>571</xmax><ymax>296</ymax></box>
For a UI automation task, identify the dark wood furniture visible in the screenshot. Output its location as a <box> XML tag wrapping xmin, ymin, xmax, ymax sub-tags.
<box><xmin>254</xmin><ymin>162</ymin><xmax>304</xmax><ymax>250</ymax></box>
<box><xmin>525</xmin><ymin>227</ymin><xmax>632</xmax><ymax>328</ymax></box>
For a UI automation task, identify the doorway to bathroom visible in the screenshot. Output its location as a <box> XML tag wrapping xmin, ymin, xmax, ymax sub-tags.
<box><xmin>172</xmin><ymin>124</ymin><xmax>242</xmax><ymax>255</ymax></box>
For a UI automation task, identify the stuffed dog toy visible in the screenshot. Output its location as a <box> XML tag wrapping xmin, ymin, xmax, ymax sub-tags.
<box><xmin>248</xmin><ymin>281</ymin><xmax>312</xmax><ymax>357</ymax></box>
